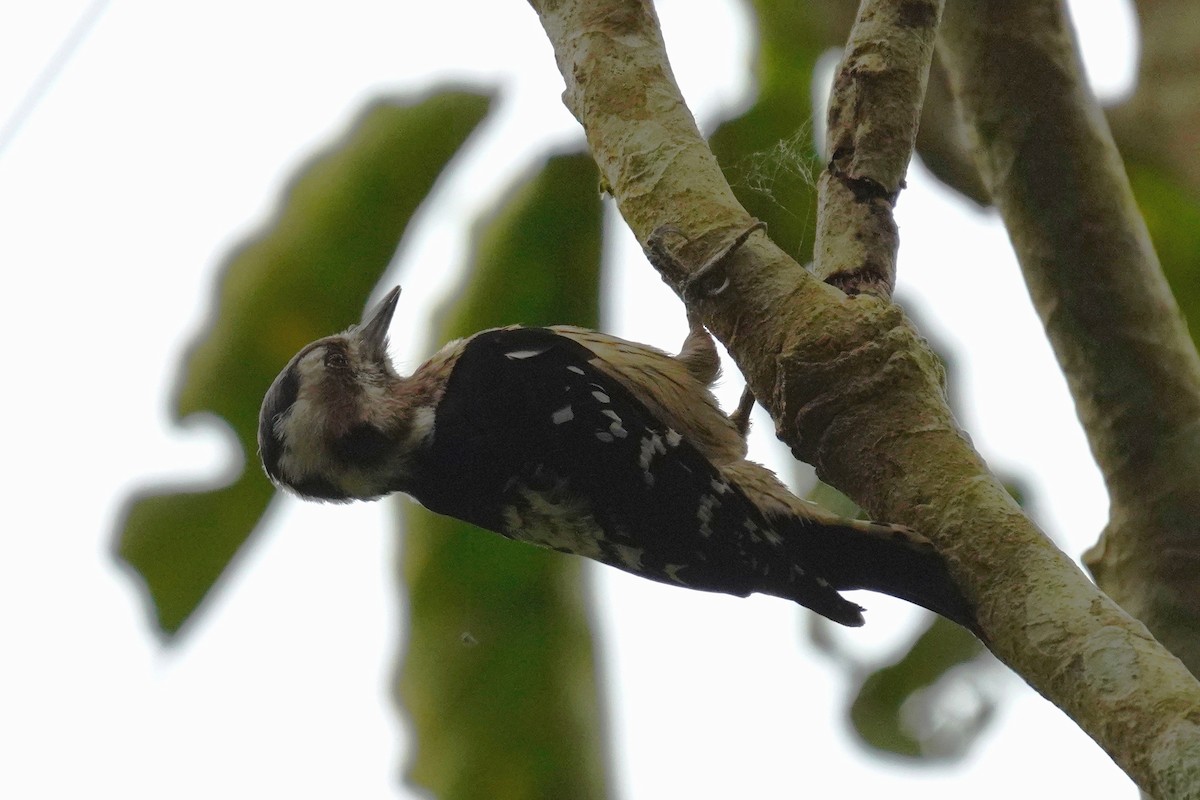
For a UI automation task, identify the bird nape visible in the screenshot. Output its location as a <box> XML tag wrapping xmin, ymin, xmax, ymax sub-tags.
<box><xmin>259</xmin><ymin>284</ymin><xmax>974</xmax><ymax>632</ymax></box>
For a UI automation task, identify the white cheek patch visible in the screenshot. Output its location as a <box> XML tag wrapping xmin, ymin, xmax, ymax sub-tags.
<box><xmin>271</xmin><ymin>349</ymin><xmax>350</xmax><ymax>490</ymax></box>
<box><xmin>407</xmin><ymin>406</ymin><xmax>436</xmax><ymax>447</ymax></box>
<box><xmin>295</xmin><ymin>347</ymin><xmax>329</xmax><ymax>381</ymax></box>
<box><xmin>275</xmin><ymin>395</ymin><xmax>331</xmax><ymax>480</ymax></box>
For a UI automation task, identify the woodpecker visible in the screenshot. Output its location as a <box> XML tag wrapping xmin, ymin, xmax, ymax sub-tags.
<box><xmin>259</xmin><ymin>291</ymin><xmax>973</xmax><ymax>630</ymax></box>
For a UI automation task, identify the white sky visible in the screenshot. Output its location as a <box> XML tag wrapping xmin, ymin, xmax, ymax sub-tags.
<box><xmin>0</xmin><ymin>1</ymin><xmax>1143</xmax><ymax>798</ymax></box>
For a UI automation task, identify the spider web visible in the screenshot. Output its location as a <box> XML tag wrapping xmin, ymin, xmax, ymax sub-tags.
<box><xmin>726</xmin><ymin>123</ymin><xmax>819</xmax><ymax>213</ymax></box>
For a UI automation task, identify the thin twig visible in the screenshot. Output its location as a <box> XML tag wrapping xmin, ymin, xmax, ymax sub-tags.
<box><xmin>814</xmin><ymin>0</ymin><xmax>944</xmax><ymax>296</ymax></box>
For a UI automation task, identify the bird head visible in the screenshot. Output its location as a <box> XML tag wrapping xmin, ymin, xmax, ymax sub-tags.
<box><xmin>258</xmin><ymin>286</ymin><xmax>402</xmax><ymax>501</ymax></box>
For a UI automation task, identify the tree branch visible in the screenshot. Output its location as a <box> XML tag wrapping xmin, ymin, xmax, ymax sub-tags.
<box><xmin>939</xmin><ymin>0</ymin><xmax>1200</xmax><ymax>682</ymax></box>
<box><xmin>815</xmin><ymin>0</ymin><xmax>943</xmax><ymax>296</ymax></box>
<box><xmin>527</xmin><ymin>0</ymin><xmax>1200</xmax><ymax>794</ymax></box>
<box><xmin>914</xmin><ymin>53</ymin><xmax>991</xmax><ymax>206</ymax></box>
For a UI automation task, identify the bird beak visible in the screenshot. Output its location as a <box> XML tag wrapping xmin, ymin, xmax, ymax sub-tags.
<box><xmin>356</xmin><ymin>285</ymin><xmax>401</xmax><ymax>363</ymax></box>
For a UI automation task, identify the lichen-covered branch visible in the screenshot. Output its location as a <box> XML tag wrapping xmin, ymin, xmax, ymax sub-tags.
<box><xmin>808</xmin><ymin>0</ymin><xmax>990</xmax><ymax>208</ymax></box>
<box><xmin>815</xmin><ymin>0</ymin><xmax>943</xmax><ymax>296</ymax></box>
<box><xmin>527</xmin><ymin>0</ymin><xmax>1200</xmax><ymax>794</ymax></box>
<box><xmin>938</xmin><ymin>0</ymin><xmax>1200</xmax><ymax>682</ymax></box>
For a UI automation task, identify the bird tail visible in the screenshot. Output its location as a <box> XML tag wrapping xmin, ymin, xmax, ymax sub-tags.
<box><xmin>779</xmin><ymin>515</ymin><xmax>977</xmax><ymax>632</ymax></box>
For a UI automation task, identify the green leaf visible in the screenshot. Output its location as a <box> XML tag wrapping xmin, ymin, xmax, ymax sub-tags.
<box><xmin>1127</xmin><ymin>163</ymin><xmax>1200</xmax><ymax>342</ymax></box>
<box><xmin>114</xmin><ymin>89</ymin><xmax>493</xmax><ymax>636</ymax></box>
<box><xmin>849</xmin><ymin>616</ymin><xmax>990</xmax><ymax>760</ymax></box>
<box><xmin>397</xmin><ymin>151</ymin><xmax>608</xmax><ymax>800</ymax></box>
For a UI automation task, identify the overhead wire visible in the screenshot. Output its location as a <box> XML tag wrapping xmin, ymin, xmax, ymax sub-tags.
<box><xmin>0</xmin><ymin>0</ymin><xmax>110</xmax><ymax>159</ymax></box>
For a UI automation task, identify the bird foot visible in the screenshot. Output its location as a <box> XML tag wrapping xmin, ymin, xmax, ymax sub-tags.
<box><xmin>647</xmin><ymin>219</ymin><xmax>767</xmax><ymax>302</ymax></box>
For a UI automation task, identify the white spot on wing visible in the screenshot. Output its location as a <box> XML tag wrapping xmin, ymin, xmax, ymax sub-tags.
<box><xmin>664</xmin><ymin>564</ymin><xmax>689</xmax><ymax>584</ymax></box>
<box><xmin>591</xmin><ymin>390</ymin><xmax>611</xmax><ymax>404</ymax></box>
<box><xmin>552</xmin><ymin>405</ymin><xmax>575</xmax><ymax>425</ymax></box>
<box><xmin>602</xmin><ymin>411</ymin><xmax>627</xmax><ymax>438</ymax></box>
<box><xmin>665</xmin><ymin>428</ymin><xmax>682</xmax><ymax>447</ymax></box>
<box><xmin>697</xmin><ymin>493</ymin><xmax>720</xmax><ymax>537</ymax></box>
<box><xmin>738</xmin><ymin>517</ymin><xmax>782</xmax><ymax>545</ymax></box>
<box><xmin>567</xmin><ymin>365</ymin><xmax>585</xmax><ymax>375</ymax></box>
<box><xmin>613</xmin><ymin>544</ymin><xmax>645</xmax><ymax>570</ymax></box>
<box><xmin>505</xmin><ymin>347</ymin><xmax>548</xmax><ymax>360</ymax></box>
<box><xmin>638</xmin><ymin>432</ymin><xmax>667</xmax><ymax>485</ymax></box>
<box><xmin>595</xmin><ymin>431</ymin><xmax>614</xmax><ymax>443</ymax></box>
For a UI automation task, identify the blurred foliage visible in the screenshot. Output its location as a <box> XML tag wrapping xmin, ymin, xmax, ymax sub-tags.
<box><xmin>1127</xmin><ymin>164</ymin><xmax>1200</xmax><ymax>344</ymax></box>
<box><xmin>110</xmin><ymin>0</ymin><xmax>1200</xmax><ymax>790</ymax></box>
<box><xmin>800</xmin><ymin>303</ymin><xmax>999</xmax><ymax>761</ymax></box>
<box><xmin>708</xmin><ymin>0</ymin><xmax>836</xmax><ymax>265</ymax></box>
<box><xmin>806</xmin><ymin>478</ymin><xmax>996</xmax><ymax>761</ymax></box>
<box><xmin>1113</xmin><ymin>0</ymin><xmax>1200</xmax><ymax>201</ymax></box>
<box><xmin>114</xmin><ymin>89</ymin><xmax>492</xmax><ymax>635</ymax></box>
<box><xmin>397</xmin><ymin>152</ymin><xmax>608</xmax><ymax>799</ymax></box>
<box><xmin>849</xmin><ymin>616</ymin><xmax>993</xmax><ymax>759</ymax></box>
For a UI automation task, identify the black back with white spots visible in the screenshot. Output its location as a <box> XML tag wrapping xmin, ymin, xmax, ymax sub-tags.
<box><xmin>406</xmin><ymin>327</ymin><xmax>865</xmax><ymax>625</ymax></box>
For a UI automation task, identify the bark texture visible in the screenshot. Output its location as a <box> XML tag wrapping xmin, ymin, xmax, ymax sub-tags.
<box><xmin>815</xmin><ymin>0</ymin><xmax>944</xmax><ymax>296</ymax></box>
<box><xmin>939</xmin><ymin>0</ymin><xmax>1200</xmax><ymax>746</ymax></box>
<box><xmin>529</xmin><ymin>0</ymin><xmax>1200</xmax><ymax>795</ymax></box>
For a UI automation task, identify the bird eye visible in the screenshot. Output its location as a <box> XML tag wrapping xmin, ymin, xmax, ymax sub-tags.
<box><xmin>325</xmin><ymin>350</ymin><xmax>349</xmax><ymax>370</ymax></box>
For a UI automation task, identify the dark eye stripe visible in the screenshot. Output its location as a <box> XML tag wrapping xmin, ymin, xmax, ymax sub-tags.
<box><xmin>258</xmin><ymin>366</ymin><xmax>300</xmax><ymax>480</ymax></box>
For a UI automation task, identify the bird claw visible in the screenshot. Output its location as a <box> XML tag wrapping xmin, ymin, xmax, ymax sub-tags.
<box><xmin>730</xmin><ymin>385</ymin><xmax>756</xmax><ymax>438</ymax></box>
<box><xmin>647</xmin><ymin>220</ymin><xmax>767</xmax><ymax>302</ymax></box>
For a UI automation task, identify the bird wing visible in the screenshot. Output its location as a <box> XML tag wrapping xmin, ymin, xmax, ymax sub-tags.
<box><xmin>549</xmin><ymin>325</ymin><xmax>749</xmax><ymax>466</ymax></box>
<box><xmin>408</xmin><ymin>326</ymin><xmax>866</xmax><ymax>625</ymax></box>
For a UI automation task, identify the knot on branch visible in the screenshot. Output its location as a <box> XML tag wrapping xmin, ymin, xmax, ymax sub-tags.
<box><xmin>644</xmin><ymin>220</ymin><xmax>766</xmax><ymax>300</ymax></box>
<box><xmin>825</xmin><ymin>265</ymin><xmax>894</xmax><ymax>297</ymax></box>
<box><xmin>773</xmin><ymin>301</ymin><xmax>948</xmax><ymax>488</ymax></box>
<box><xmin>814</xmin><ymin>170</ymin><xmax>900</xmax><ymax>298</ymax></box>
<box><xmin>829</xmin><ymin>153</ymin><xmax>902</xmax><ymax>206</ymax></box>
